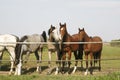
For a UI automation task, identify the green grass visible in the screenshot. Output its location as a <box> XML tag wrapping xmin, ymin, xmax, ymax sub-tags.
<box><xmin>0</xmin><ymin>72</ymin><xmax>120</xmax><ymax>80</ymax></box>
<box><xmin>0</xmin><ymin>45</ymin><xmax>120</xmax><ymax>80</ymax></box>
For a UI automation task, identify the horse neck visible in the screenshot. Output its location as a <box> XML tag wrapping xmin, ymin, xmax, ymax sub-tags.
<box><xmin>84</xmin><ymin>32</ymin><xmax>90</xmax><ymax>42</ymax></box>
<box><xmin>62</xmin><ymin>30</ymin><xmax>70</xmax><ymax>42</ymax></box>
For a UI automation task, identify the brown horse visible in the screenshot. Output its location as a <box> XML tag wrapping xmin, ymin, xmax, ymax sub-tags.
<box><xmin>78</xmin><ymin>28</ymin><xmax>103</xmax><ymax>75</ymax></box>
<box><xmin>71</xmin><ymin>33</ymin><xmax>83</xmax><ymax>74</ymax></box>
<box><xmin>59</xmin><ymin>23</ymin><xmax>83</xmax><ymax>74</ymax></box>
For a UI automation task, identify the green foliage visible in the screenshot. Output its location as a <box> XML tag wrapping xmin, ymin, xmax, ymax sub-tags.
<box><xmin>0</xmin><ymin>72</ymin><xmax>120</xmax><ymax>80</ymax></box>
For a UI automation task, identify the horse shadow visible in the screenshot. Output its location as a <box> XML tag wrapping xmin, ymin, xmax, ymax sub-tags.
<box><xmin>70</xmin><ymin>66</ymin><xmax>101</xmax><ymax>75</ymax></box>
<box><xmin>22</xmin><ymin>66</ymin><xmax>49</xmax><ymax>74</ymax></box>
<box><xmin>89</xmin><ymin>66</ymin><xmax>101</xmax><ymax>75</ymax></box>
<box><xmin>0</xmin><ymin>64</ymin><xmax>10</xmax><ymax>71</ymax></box>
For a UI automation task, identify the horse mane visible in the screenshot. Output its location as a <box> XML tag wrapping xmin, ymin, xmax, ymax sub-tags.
<box><xmin>41</xmin><ymin>31</ymin><xmax>47</xmax><ymax>42</ymax></box>
<box><xmin>20</xmin><ymin>36</ymin><xmax>28</xmax><ymax>42</ymax></box>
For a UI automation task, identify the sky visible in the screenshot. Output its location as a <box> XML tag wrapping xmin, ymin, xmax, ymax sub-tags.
<box><xmin>0</xmin><ymin>0</ymin><xmax>120</xmax><ymax>41</ymax></box>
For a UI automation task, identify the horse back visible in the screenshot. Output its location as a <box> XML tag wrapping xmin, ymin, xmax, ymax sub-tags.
<box><xmin>90</xmin><ymin>36</ymin><xmax>103</xmax><ymax>52</ymax></box>
<box><xmin>70</xmin><ymin>34</ymin><xmax>80</xmax><ymax>51</ymax></box>
<box><xmin>0</xmin><ymin>34</ymin><xmax>18</xmax><ymax>48</ymax></box>
<box><xmin>71</xmin><ymin>34</ymin><xmax>80</xmax><ymax>42</ymax></box>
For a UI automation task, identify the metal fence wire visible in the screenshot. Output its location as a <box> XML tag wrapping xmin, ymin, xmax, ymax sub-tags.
<box><xmin>0</xmin><ymin>41</ymin><xmax>120</xmax><ymax>62</ymax></box>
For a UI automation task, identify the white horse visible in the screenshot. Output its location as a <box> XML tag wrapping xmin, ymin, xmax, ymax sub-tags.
<box><xmin>47</xmin><ymin>25</ymin><xmax>61</xmax><ymax>75</ymax></box>
<box><xmin>0</xmin><ymin>34</ymin><xmax>19</xmax><ymax>74</ymax></box>
<box><xmin>14</xmin><ymin>31</ymin><xmax>47</xmax><ymax>75</ymax></box>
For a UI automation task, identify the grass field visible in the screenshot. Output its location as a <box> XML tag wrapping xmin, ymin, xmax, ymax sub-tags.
<box><xmin>0</xmin><ymin>45</ymin><xmax>120</xmax><ymax>80</ymax></box>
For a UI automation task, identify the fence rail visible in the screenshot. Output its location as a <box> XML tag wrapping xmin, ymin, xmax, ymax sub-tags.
<box><xmin>0</xmin><ymin>41</ymin><xmax>120</xmax><ymax>45</ymax></box>
<box><xmin>0</xmin><ymin>58</ymin><xmax>120</xmax><ymax>62</ymax></box>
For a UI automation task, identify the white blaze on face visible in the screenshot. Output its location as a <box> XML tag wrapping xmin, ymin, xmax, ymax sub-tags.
<box><xmin>60</xmin><ymin>27</ymin><xmax>64</xmax><ymax>39</ymax></box>
<box><xmin>60</xmin><ymin>27</ymin><xmax>64</xmax><ymax>31</ymax></box>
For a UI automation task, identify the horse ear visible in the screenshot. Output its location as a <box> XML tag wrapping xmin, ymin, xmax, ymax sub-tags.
<box><xmin>59</xmin><ymin>23</ymin><xmax>61</xmax><ymax>26</ymax></box>
<box><xmin>51</xmin><ymin>25</ymin><xmax>52</xmax><ymax>28</ymax></box>
<box><xmin>64</xmin><ymin>23</ymin><xmax>66</xmax><ymax>26</ymax></box>
<box><xmin>83</xmin><ymin>28</ymin><xmax>84</xmax><ymax>30</ymax></box>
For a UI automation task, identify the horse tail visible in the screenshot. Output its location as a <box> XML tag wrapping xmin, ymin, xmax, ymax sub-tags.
<box><xmin>15</xmin><ymin>36</ymin><xmax>28</xmax><ymax>65</ymax></box>
<box><xmin>94</xmin><ymin>49</ymin><xmax>102</xmax><ymax>63</ymax></box>
<box><xmin>42</xmin><ymin>31</ymin><xmax>47</xmax><ymax>42</ymax></box>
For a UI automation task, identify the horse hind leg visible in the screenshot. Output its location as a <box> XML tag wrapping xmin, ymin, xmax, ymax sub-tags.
<box><xmin>93</xmin><ymin>53</ymin><xmax>97</xmax><ymax>67</ymax></box>
<box><xmin>7</xmin><ymin>47</ymin><xmax>15</xmax><ymax>75</ymax></box>
<box><xmin>35</xmin><ymin>48</ymin><xmax>42</xmax><ymax>73</ymax></box>
<box><xmin>0</xmin><ymin>51</ymin><xmax>3</xmax><ymax>70</ymax></box>
<box><xmin>55</xmin><ymin>51</ymin><xmax>60</xmax><ymax>75</ymax></box>
<box><xmin>98</xmin><ymin>51</ymin><xmax>102</xmax><ymax>71</ymax></box>
<box><xmin>24</xmin><ymin>52</ymin><xmax>30</xmax><ymax>63</ymax></box>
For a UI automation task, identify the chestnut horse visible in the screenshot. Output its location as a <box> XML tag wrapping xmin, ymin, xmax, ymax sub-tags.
<box><xmin>59</xmin><ymin>23</ymin><xmax>83</xmax><ymax>74</ymax></box>
<box><xmin>78</xmin><ymin>28</ymin><xmax>103</xmax><ymax>75</ymax></box>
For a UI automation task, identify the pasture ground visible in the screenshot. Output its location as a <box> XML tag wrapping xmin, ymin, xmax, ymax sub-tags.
<box><xmin>0</xmin><ymin>45</ymin><xmax>120</xmax><ymax>80</ymax></box>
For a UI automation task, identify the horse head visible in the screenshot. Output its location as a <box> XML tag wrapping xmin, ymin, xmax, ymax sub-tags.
<box><xmin>48</xmin><ymin>25</ymin><xmax>61</xmax><ymax>42</ymax></box>
<box><xmin>59</xmin><ymin>23</ymin><xmax>67</xmax><ymax>40</ymax></box>
<box><xmin>78</xmin><ymin>28</ymin><xmax>87</xmax><ymax>42</ymax></box>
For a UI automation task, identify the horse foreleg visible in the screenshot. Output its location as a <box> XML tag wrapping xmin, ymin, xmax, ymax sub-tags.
<box><xmin>79</xmin><ymin>49</ymin><xmax>83</xmax><ymax>68</ymax></box>
<box><xmin>72</xmin><ymin>51</ymin><xmax>78</xmax><ymax>74</ymax></box>
<box><xmin>61</xmin><ymin>53</ymin><xmax>66</xmax><ymax>74</ymax></box>
<box><xmin>55</xmin><ymin>51</ymin><xmax>59</xmax><ymax>75</ymax></box>
<box><xmin>85</xmin><ymin>53</ymin><xmax>89</xmax><ymax>75</ymax></box>
<box><xmin>0</xmin><ymin>51</ymin><xmax>3</xmax><ymax>70</ymax></box>
<box><xmin>90</xmin><ymin>52</ymin><xmax>93</xmax><ymax>75</ymax></box>
<box><xmin>90</xmin><ymin>53</ymin><xmax>93</xmax><ymax>67</ymax></box>
<box><xmin>47</xmin><ymin>50</ymin><xmax>52</xmax><ymax>74</ymax></box>
<box><xmin>67</xmin><ymin>51</ymin><xmax>72</xmax><ymax>74</ymax></box>
<box><xmin>48</xmin><ymin>51</ymin><xmax>51</xmax><ymax>68</ymax></box>
<box><xmin>98</xmin><ymin>52</ymin><xmax>101</xmax><ymax>71</ymax></box>
<box><xmin>8</xmin><ymin>48</ymin><xmax>15</xmax><ymax>75</ymax></box>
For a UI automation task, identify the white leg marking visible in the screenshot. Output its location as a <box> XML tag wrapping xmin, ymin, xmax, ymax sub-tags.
<box><xmin>72</xmin><ymin>66</ymin><xmax>77</xmax><ymax>74</ymax></box>
<box><xmin>84</xmin><ymin>69</ymin><xmax>89</xmax><ymax>75</ymax></box>
<box><xmin>55</xmin><ymin>67</ymin><xmax>59</xmax><ymax>75</ymax></box>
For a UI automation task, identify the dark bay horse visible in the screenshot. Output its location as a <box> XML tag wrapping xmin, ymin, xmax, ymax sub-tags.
<box><xmin>78</xmin><ymin>28</ymin><xmax>103</xmax><ymax>75</ymax></box>
<box><xmin>59</xmin><ymin>23</ymin><xmax>83</xmax><ymax>74</ymax></box>
<box><xmin>47</xmin><ymin>25</ymin><xmax>61</xmax><ymax>75</ymax></box>
<box><xmin>14</xmin><ymin>31</ymin><xmax>47</xmax><ymax>75</ymax></box>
